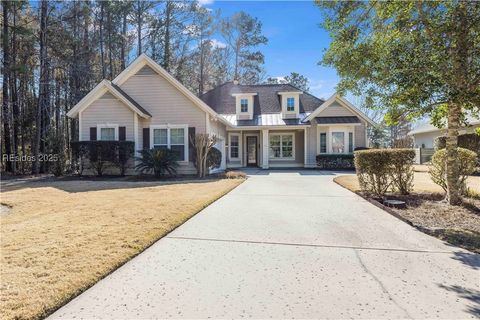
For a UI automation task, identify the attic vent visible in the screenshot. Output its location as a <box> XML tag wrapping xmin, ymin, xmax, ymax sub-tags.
<box><xmin>136</xmin><ymin>65</ymin><xmax>156</xmax><ymax>76</ymax></box>
<box><xmin>99</xmin><ymin>92</ymin><xmax>116</xmax><ymax>99</ymax></box>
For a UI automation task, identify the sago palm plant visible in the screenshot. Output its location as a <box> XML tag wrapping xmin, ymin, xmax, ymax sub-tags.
<box><xmin>135</xmin><ymin>148</ymin><xmax>179</xmax><ymax>178</ymax></box>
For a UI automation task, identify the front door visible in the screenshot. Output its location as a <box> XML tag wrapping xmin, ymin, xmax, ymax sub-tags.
<box><xmin>246</xmin><ymin>136</ymin><xmax>257</xmax><ymax>166</ymax></box>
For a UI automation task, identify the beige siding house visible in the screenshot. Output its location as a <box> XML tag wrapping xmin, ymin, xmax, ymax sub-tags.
<box><xmin>67</xmin><ymin>54</ymin><xmax>375</xmax><ymax>174</ymax></box>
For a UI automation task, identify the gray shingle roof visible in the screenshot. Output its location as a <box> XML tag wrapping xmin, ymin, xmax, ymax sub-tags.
<box><xmin>316</xmin><ymin>116</ymin><xmax>360</xmax><ymax>124</ymax></box>
<box><xmin>200</xmin><ymin>82</ymin><xmax>325</xmax><ymax>115</ymax></box>
<box><xmin>111</xmin><ymin>83</ymin><xmax>152</xmax><ymax>117</ymax></box>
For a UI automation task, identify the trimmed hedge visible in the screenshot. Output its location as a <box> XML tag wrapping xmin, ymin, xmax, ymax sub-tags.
<box><xmin>354</xmin><ymin>148</ymin><xmax>415</xmax><ymax>196</ymax></box>
<box><xmin>316</xmin><ymin>154</ymin><xmax>354</xmax><ymax>169</ymax></box>
<box><xmin>71</xmin><ymin>141</ymin><xmax>135</xmax><ymax>176</ymax></box>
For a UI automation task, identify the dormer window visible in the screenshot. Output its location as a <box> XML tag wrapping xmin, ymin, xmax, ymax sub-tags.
<box><xmin>233</xmin><ymin>93</ymin><xmax>256</xmax><ymax>120</ymax></box>
<box><xmin>240</xmin><ymin>99</ymin><xmax>248</xmax><ymax>112</ymax></box>
<box><xmin>287</xmin><ymin>97</ymin><xmax>295</xmax><ymax>111</ymax></box>
<box><xmin>278</xmin><ymin>91</ymin><xmax>302</xmax><ymax>119</ymax></box>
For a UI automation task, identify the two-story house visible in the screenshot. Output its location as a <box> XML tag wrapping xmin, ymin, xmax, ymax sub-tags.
<box><xmin>67</xmin><ymin>54</ymin><xmax>374</xmax><ymax>174</ymax></box>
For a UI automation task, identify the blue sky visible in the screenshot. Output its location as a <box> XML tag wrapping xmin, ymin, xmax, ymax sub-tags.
<box><xmin>203</xmin><ymin>0</ymin><xmax>340</xmax><ymax>100</ymax></box>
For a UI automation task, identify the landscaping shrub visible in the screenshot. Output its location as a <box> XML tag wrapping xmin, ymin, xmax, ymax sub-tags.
<box><xmin>435</xmin><ymin>133</ymin><xmax>480</xmax><ymax>169</ymax></box>
<box><xmin>114</xmin><ymin>142</ymin><xmax>135</xmax><ymax>176</ymax></box>
<box><xmin>207</xmin><ymin>147</ymin><xmax>222</xmax><ymax>169</ymax></box>
<box><xmin>354</xmin><ymin>147</ymin><xmax>370</xmax><ymax>151</ymax></box>
<box><xmin>389</xmin><ymin>149</ymin><xmax>415</xmax><ymax>194</ymax></box>
<box><xmin>71</xmin><ymin>142</ymin><xmax>90</xmax><ymax>176</ymax></box>
<box><xmin>429</xmin><ymin>147</ymin><xmax>477</xmax><ymax>195</ymax></box>
<box><xmin>225</xmin><ymin>170</ymin><xmax>246</xmax><ymax>179</ymax></box>
<box><xmin>71</xmin><ymin>141</ymin><xmax>135</xmax><ymax>176</ymax></box>
<box><xmin>354</xmin><ymin>148</ymin><xmax>415</xmax><ymax>196</ymax></box>
<box><xmin>47</xmin><ymin>132</ymin><xmax>67</xmax><ymax>176</ymax></box>
<box><xmin>316</xmin><ymin>154</ymin><xmax>355</xmax><ymax>169</ymax></box>
<box><xmin>135</xmin><ymin>148</ymin><xmax>179</xmax><ymax>178</ymax></box>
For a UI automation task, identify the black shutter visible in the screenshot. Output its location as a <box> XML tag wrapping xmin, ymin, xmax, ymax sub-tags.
<box><xmin>90</xmin><ymin>127</ymin><xmax>97</xmax><ymax>141</ymax></box>
<box><xmin>188</xmin><ymin>127</ymin><xmax>196</xmax><ymax>162</ymax></box>
<box><xmin>142</xmin><ymin>128</ymin><xmax>150</xmax><ymax>149</ymax></box>
<box><xmin>119</xmin><ymin>126</ymin><xmax>126</xmax><ymax>141</ymax></box>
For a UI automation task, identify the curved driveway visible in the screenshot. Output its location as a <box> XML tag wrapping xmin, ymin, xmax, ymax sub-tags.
<box><xmin>51</xmin><ymin>170</ymin><xmax>479</xmax><ymax>319</ymax></box>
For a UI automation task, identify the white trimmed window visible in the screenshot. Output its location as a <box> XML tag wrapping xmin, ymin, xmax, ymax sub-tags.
<box><xmin>328</xmin><ymin>130</ymin><xmax>354</xmax><ymax>154</ymax></box>
<box><xmin>319</xmin><ymin>132</ymin><xmax>327</xmax><ymax>153</ymax></box>
<box><xmin>269</xmin><ymin>133</ymin><xmax>294</xmax><ymax>159</ymax></box>
<box><xmin>229</xmin><ymin>134</ymin><xmax>240</xmax><ymax>159</ymax></box>
<box><xmin>286</xmin><ymin>97</ymin><xmax>295</xmax><ymax>111</ymax></box>
<box><xmin>97</xmin><ymin>124</ymin><xmax>118</xmax><ymax>141</ymax></box>
<box><xmin>151</xmin><ymin>125</ymin><xmax>188</xmax><ymax>161</ymax></box>
<box><xmin>240</xmin><ymin>99</ymin><xmax>248</xmax><ymax>113</ymax></box>
<box><xmin>331</xmin><ymin>132</ymin><xmax>345</xmax><ymax>153</ymax></box>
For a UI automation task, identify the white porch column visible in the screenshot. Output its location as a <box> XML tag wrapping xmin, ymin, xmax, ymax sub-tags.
<box><xmin>262</xmin><ymin>129</ymin><xmax>269</xmax><ymax>169</ymax></box>
<box><xmin>304</xmin><ymin>128</ymin><xmax>307</xmax><ymax>167</ymax></box>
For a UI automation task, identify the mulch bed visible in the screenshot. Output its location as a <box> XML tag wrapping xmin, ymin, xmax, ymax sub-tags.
<box><xmin>362</xmin><ymin>192</ymin><xmax>480</xmax><ymax>253</ymax></box>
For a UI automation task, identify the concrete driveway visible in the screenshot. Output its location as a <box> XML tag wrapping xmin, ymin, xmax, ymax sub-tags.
<box><xmin>51</xmin><ymin>170</ymin><xmax>479</xmax><ymax>319</ymax></box>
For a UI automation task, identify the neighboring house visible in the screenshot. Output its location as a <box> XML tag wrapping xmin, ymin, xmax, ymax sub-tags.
<box><xmin>408</xmin><ymin>116</ymin><xmax>480</xmax><ymax>164</ymax></box>
<box><xmin>408</xmin><ymin>115</ymin><xmax>480</xmax><ymax>149</ymax></box>
<box><xmin>67</xmin><ymin>54</ymin><xmax>375</xmax><ymax>174</ymax></box>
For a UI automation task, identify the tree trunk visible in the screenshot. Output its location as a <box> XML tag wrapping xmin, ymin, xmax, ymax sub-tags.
<box><xmin>2</xmin><ymin>0</ymin><xmax>12</xmax><ymax>172</ymax></box>
<box><xmin>107</xmin><ymin>6</ymin><xmax>113</xmax><ymax>78</ymax></box>
<box><xmin>121</xmin><ymin>11</ymin><xmax>127</xmax><ymax>69</ymax></box>
<box><xmin>445</xmin><ymin>102</ymin><xmax>461</xmax><ymax>205</ymax></box>
<box><xmin>99</xmin><ymin>1</ymin><xmax>106</xmax><ymax>79</ymax></box>
<box><xmin>33</xmin><ymin>0</ymin><xmax>49</xmax><ymax>174</ymax></box>
<box><xmin>198</xmin><ymin>38</ymin><xmax>205</xmax><ymax>96</ymax></box>
<box><xmin>136</xmin><ymin>0</ymin><xmax>142</xmax><ymax>56</ymax></box>
<box><xmin>163</xmin><ymin>1</ymin><xmax>172</xmax><ymax>71</ymax></box>
<box><xmin>234</xmin><ymin>41</ymin><xmax>240</xmax><ymax>81</ymax></box>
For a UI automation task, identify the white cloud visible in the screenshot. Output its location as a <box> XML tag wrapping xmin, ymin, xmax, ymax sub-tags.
<box><xmin>210</xmin><ymin>39</ymin><xmax>227</xmax><ymax>49</ymax></box>
<box><xmin>198</xmin><ymin>0</ymin><xmax>214</xmax><ymax>6</ymax></box>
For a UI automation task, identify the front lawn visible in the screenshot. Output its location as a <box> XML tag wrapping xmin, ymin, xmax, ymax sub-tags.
<box><xmin>0</xmin><ymin>178</ymin><xmax>243</xmax><ymax>320</ymax></box>
<box><xmin>335</xmin><ymin>174</ymin><xmax>480</xmax><ymax>253</ymax></box>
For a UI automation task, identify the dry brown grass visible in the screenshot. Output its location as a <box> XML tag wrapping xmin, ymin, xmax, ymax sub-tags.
<box><xmin>0</xmin><ymin>178</ymin><xmax>243</xmax><ymax>320</ymax></box>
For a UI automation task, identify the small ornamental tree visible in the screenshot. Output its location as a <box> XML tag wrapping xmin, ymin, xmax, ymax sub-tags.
<box><xmin>191</xmin><ymin>133</ymin><xmax>218</xmax><ymax>178</ymax></box>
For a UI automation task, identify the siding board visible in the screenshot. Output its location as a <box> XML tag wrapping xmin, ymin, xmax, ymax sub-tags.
<box><xmin>81</xmin><ymin>99</ymin><xmax>134</xmax><ymax>141</ymax></box>
<box><xmin>317</xmin><ymin>102</ymin><xmax>356</xmax><ymax>117</ymax></box>
<box><xmin>120</xmin><ymin>74</ymin><xmax>207</xmax><ymax>133</ymax></box>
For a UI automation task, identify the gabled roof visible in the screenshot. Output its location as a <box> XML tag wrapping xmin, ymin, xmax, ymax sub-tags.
<box><xmin>111</xmin><ymin>54</ymin><xmax>231</xmax><ymax>127</ymax></box>
<box><xmin>66</xmin><ymin>80</ymin><xmax>151</xmax><ymax>119</ymax></box>
<box><xmin>110</xmin><ymin>83</ymin><xmax>151</xmax><ymax>117</ymax></box>
<box><xmin>303</xmin><ymin>93</ymin><xmax>375</xmax><ymax>126</ymax></box>
<box><xmin>200</xmin><ymin>82</ymin><xmax>325</xmax><ymax>115</ymax></box>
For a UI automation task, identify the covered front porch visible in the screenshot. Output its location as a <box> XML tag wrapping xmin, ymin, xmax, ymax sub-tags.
<box><xmin>226</xmin><ymin>127</ymin><xmax>307</xmax><ymax>169</ymax></box>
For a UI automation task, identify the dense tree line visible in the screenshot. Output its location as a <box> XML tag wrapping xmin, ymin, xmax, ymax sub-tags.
<box><xmin>1</xmin><ymin>0</ymin><xmax>269</xmax><ymax>175</ymax></box>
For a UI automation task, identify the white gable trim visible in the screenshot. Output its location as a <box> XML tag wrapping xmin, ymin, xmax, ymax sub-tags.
<box><xmin>304</xmin><ymin>93</ymin><xmax>375</xmax><ymax>126</ymax></box>
<box><xmin>66</xmin><ymin>80</ymin><xmax>151</xmax><ymax>119</ymax></box>
<box><xmin>112</xmin><ymin>54</ymin><xmax>231</xmax><ymax>128</ymax></box>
